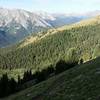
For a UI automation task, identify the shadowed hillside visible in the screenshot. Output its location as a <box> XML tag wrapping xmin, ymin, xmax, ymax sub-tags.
<box><xmin>2</xmin><ymin>57</ymin><xmax>100</xmax><ymax>100</ymax></box>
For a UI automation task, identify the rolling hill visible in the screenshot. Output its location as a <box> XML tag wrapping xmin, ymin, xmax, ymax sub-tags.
<box><xmin>2</xmin><ymin>57</ymin><xmax>100</xmax><ymax>100</ymax></box>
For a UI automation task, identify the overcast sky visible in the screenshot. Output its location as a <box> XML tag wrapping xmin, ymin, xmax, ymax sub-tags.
<box><xmin>0</xmin><ymin>0</ymin><xmax>100</xmax><ymax>13</ymax></box>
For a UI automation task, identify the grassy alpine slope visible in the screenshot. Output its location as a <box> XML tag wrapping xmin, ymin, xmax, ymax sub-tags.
<box><xmin>2</xmin><ymin>57</ymin><xmax>100</xmax><ymax>100</ymax></box>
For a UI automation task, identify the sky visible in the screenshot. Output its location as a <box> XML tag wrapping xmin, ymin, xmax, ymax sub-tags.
<box><xmin>0</xmin><ymin>0</ymin><xmax>100</xmax><ymax>13</ymax></box>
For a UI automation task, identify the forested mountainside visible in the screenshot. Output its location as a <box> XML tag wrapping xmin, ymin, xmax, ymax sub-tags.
<box><xmin>0</xmin><ymin>16</ymin><xmax>100</xmax><ymax>71</ymax></box>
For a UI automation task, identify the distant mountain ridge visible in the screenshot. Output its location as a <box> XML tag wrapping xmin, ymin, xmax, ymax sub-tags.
<box><xmin>0</xmin><ymin>8</ymin><xmax>52</xmax><ymax>47</ymax></box>
<box><xmin>0</xmin><ymin>8</ymin><xmax>100</xmax><ymax>47</ymax></box>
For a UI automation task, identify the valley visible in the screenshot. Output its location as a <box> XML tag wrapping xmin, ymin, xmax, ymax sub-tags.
<box><xmin>0</xmin><ymin>7</ymin><xmax>100</xmax><ymax>100</ymax></box>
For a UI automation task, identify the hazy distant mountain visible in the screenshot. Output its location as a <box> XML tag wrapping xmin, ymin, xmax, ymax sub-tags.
<box><xmin>80</xmin><ymin>10</ymin><xmax>100</xmax><ymax>17</ymax></box>
<box><xmin>36</xmin><ymin>12</ymin><xmax>84</xmax><ymax>27</ymax></box>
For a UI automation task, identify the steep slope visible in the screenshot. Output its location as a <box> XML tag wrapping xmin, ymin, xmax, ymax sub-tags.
<box><xmin>0</xmin><ymin>30</ymin><xmax>11</xmax><ymax>47</ymax></box>
<box><xmin>3</xmin><ymin>57</ymin><xmax>100</xmax><ymax>100</ymax></box>
<box><xmin>0</xmin><ymin>8</ymin><xmax>52</xmax><ymax>47</ymax></box>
